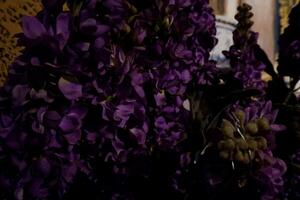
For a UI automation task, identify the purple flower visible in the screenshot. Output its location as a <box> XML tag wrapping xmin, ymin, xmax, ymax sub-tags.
<box><xmin>155</xmin><ymin>116</ymin><xmax>168</xmax><ymax>131</ymax></box>
<box><xmin>61</xmin><ymin>162</ymin><xmax>77</xmax><ymax>183</ymax></box>
<box><xmin>22</xmin><ymin>16</ymin><xmax>47</xmax><ymax>39</ymax></box>
<box><xmin>154</xmin><ymin>91</ymin><xmax>166</xmax><ymax>106</ymax></box>
<box><xmin>133</xmin><ymin>21</ymin><xmax>147</xmax><ymax>45</ymax></box>
<box><xmin>59</xmin><ymin>113</ymin><xmax>81</xmax><ymax>133</ymax></box>
<box><xmin>113</xmin><ymin>101</ymin><xmax>135</xmax><ymax>128</ymax></box>
<box><xmin>80</xmin><ymin>18</ymin><xmax>110</xmax><ymax>37</ymax></box>
<box><xmin>22</xmin><ymin>13</ymin><xmax>71</xmax><ymax>50</ymax></box>
<box><xmin>43</xmin><ymin>110</ymin><xmax>62</xmax><ymax>129</ymax></box>
<box><xmin>189</xmin><ymin>7</ymin><xmax>216</xmax><ymax>33</ymax></box>
<box><xmin>35</xmin><ymin>157</ymin><xmax>51</xmax><ymax>177</ymax></box>
<box><xmin>166</xmin><ymin>38</ymin><xmax>193</xmax><ymax>60</ymax></box>
<box><xmin>255</xmin><ymin>151</ymin><xmax>287</xmax><ymax>200</ymax></box>
<box><xmin>129</xmin><ymin>123</ymin><xmax>148</xmax><ymax>146</ymax></box>
<box><xmin>180</xmin><ymin>152</ymin><xmax>191</xmax><ymax>168</ymax></box>
<box><xmin>28</xmin><ymin>178</ymin><xmax>49</xmax><ymax>199</ymax></box>
<box><xmin>0</xmin><ymin>113</ymin><xmax>14</xmax><ymax>138</ymax></box>
<box><xmin>58</xmin><ymin>77</ymin><xmax>82</xmax><ymax>100</ymax></box>
<box><xmin>12</xmin><ymin>84</ymin><xmax>30</xmax><ymax>106</ymax></box>
<box><xmin>56</xmin><ymin>13</ymin><xmax>72</xmax><ymax>49</ymax></box>
<box><xmin>130</xmin><ymin>70</ymin><xmax>145</xmax><ymax>98</ymax></box>
<box><xmin>59</xmin><ymin>106</ymin><xmax>87</xmax><ymax>144</ymax></box>
<box><xmin>0</xmin><ymin>0</ymin><xmax>220</xmax><ymax>199</ymax></box>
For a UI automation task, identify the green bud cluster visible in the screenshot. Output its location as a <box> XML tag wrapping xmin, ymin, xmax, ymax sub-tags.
<box><xmin>217</xmin><ymin>110</ymin><xmax>270</xmax><ymax>164</ymax></box>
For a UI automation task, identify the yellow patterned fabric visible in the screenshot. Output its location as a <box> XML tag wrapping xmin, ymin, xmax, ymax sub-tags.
<box><xmin>0</xmin><ymin>0</ymin><xmax>42</xmax><ymax>86</ymax></box>
<box><xmin>279</xmin><ymin>0</ymin><xmax>300</xmax><ymax>33</ymax></box>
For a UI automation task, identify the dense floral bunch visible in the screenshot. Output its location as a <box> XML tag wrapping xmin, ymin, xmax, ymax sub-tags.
<box><xmin>1</xmin><ymin>0</ymin><xmax>300</xmax><ymax>200</ymax></box>
<box><xmin>217</xmin><ymin>4</ymin><xmax>287</xmax><ymax>200</ymax></box>
<box><xmin>0</xmin><ymin>0</ymin><xmax>217</xmax><ymax>199</ymax></box>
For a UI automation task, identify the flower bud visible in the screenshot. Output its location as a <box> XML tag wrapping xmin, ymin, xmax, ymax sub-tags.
<box><xmin>256</xmin><ymin>117</ymin><xmax>270</xmax><ymax>131</ymax></box>
<box><xmin>236</xmin><ymin>138</ymin><xmax>248</xmax><ymax>150</ymax></box>
<box><xmin>219</xmin><ymin>150</ymin><xmax>230</xmax><ymax>159</ymax></box>
<box><xmin>223</xmin><ymin>139</ymin><xmax>236</xmax><ymax>150</ymax></box>
<box><xmin>162</xmin><ymin>16</ymin><xmax>172</xmax><ymax>29</ymax></box>
<box><xmin>235</xmin><ymin>150</ymin><xmax>244</xmax><ymax>162</ymax></box>
<box><xmin>247</xmin><ymin>139</ymin><xmax>258</xmax><ymax>150</ymax></box>
<box><xmin>256</xmin><ymin>137</ymin><xmax>267</xmax><ymax>149</ymax></box>
<box><xmin>245</xmin><ymin>121</ymin><xmax>258</xmax><ymax>135</ymax></box>
<box><xmin>221</xmin><ymin>119</ymin><xmax>235</xmax><ymax>138</ymax></box>
<box><xmin>122</xmin><ymin>23</ymin><xmax>131</xmax><ymax>34</ymax></box>
<box><xmin>235</xmin><ymin>110</ymin><xmax>245</xmax><ymax>124</ymax></box>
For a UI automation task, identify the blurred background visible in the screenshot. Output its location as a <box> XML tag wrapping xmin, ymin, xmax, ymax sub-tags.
<box><xmin>0</xmin><ymin>0</ymin><xmax>300</xmax><ymax>86</ymax></box>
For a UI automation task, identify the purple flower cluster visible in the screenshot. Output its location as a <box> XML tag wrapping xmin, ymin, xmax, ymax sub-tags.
<box><xmin>236</xmin><ymin>102</ymin><xmax>286</xmax><ymax>200</ymax></box>
<box><xmin>218</xmin><ymin>4</ymin><xmax>287</xmax><ymax>199</ymax></box>
<box><xmin>223</xmin><ymin>4</ymin><xmax>265</xmax><ymax>91</ymax></box>
<box><xmin>255</xmin><ymin>151</ymin><xmax>287</xmax><ymax>200</ymax></box>
<box><xmin>0</xmin><ymin>0</ymin><xmax>217</xmax><ymax>199</ymax></box>
<box><xmin>3</xmin><ymin>0</ymin><xmax>297</xmax><ymax>199</ymax></box>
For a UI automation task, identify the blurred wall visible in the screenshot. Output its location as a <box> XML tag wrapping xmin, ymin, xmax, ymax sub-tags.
<box><xmin>243</xmin><ymin>0</ymin><xmax>277</xmax><ymax>62</ymax></box>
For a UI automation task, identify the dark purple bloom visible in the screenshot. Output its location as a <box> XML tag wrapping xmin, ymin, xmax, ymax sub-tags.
<box><xmin>180</xmin><ymin>152</ymin><xmax>191</xmax><ymax>168</ymax></box>
<box><xmin>35</xmin><ymin>157</ymin><xmax>51</xmax><ymax>177</ymax></box>
<box><xmin>0</xmin><ymin>114</ymin><xmax>14</xmax><ymax>138</ymax></box>
<box><xmin>56</xmin><ymin>13</ymin><xmax>71</xmax><ymax>49</ymax></box>
<box><xmin>255</xmin><ymin>151</ymin><xmax>287</xmax><ymax>200</ymax></box>
<box><xmin>12</xmin><ymin>84</ymin><xmax>30</xmax><ymax>106</ymax></box>
<box><xmin>166</xmin><ymin>38</ymin><xmax>193</xmax><ymax>60</ymax></box>
<box><xmin>113</xmin><ymin>101</ymin><xmax>135</xmax><ymax>128</ymax></box>
<box><xmin>80</xmin><ymin>18</ymin><xmax>109</xmax><ymax>37</ymax></box>
<box><xmin>22</xmin><ymin>16</ymin><xmax>46</xmax><ymax>39</ymax></box>
<box><xmin>0</xmin><ymin>0</ymin><xmax>221</xmax><ymax>199</ymax></box>
<box><xmin>130</xmin><ymin>70</ymin><xmax>145</xmax><ymax>98</ymax></box>
<box><xmin>22</xmin><ymin>13</ymin><xmax>71</xmax><ymax>50</ymax></box>
<box><xmin>129</xmin><ymin>124</ymin><xmax>147</xmax><ymax>146</ymax></box>
<box><xmin>28</xmin><ymin>178</ymin><xmax>49</xmax><ymax>199</ymax></box>
<box><xmin>43</xmin><ymin>110</ymin><xmax>62</xmax><ymax>129</ymax></box>
<box><xmin>155</xmin><ymin>116</ymin><xmax>168</xmax><ymax>131</ymax></box>
<box><xmin>59</xmin><ymin>106</ymin><xmax>87</xmax><ymax>144</ymax></box>
<box><xmin>58</xmin><ymin>77</ymin><xmax>82</xmax><ymax>100</ymax></box>
<box><xmin>59</xmin><ymin>113</ymin><xmax>81</xmax><ymax>133</ymax></box>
